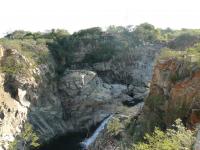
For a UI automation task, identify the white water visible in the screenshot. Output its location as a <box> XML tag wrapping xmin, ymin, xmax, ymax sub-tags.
<box><xmin>80</xmin><ymin>115</ymin><xmax>113</xmax><ymax>149</ymax></box>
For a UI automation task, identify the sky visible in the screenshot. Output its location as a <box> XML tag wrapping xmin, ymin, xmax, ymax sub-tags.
<box><xmin>0</xmin><ymin>0</ymin><xmax>200</xmax><ymax>37</ymax></box>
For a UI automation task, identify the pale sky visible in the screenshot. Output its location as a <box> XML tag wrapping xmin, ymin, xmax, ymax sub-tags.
<box><xmin>1</xmin><ymin>0</ymin><xmax>200</xmax><ymax>37</ymax></box>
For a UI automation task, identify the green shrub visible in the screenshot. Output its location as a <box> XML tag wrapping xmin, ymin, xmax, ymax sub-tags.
<box><xmin>132</xmin><ymin>119</ymin><xmax>195</xmax><ymax>150</ymax></box>
<box><xmin>158</xmin><ymin>48</ymin><xmax>185</xmax><ymax>60</ymax></box>
<box><xmin>159</xmin><ymin>43</ymin><xmax>200</xmax><ymax>67</ymax></box>
<box><xmin>0</xmin><ymin>39</ymin><xmax>22</xmax><ymax>50</ymax></box>
<box><xmin>107</xmin><ymin>117</ymin><xmax>123</xmax><ymax>136</ymax></box>
<box><xmin>9</xmin><ymin>123</ymin><xmax>40</xmax><ymax>150</ymax></box>
<box><xmin>168</xmin><ymin>33</ymin><xmax>200</xmax><ymax>50</ymax></box>
<box><xmin>0</xmin><ymin>56</ymin><xmax>26</xmax><ymax>75</ymax></box>
<box><xmin>0</xmin><ymin>38</ymin><xmax>51</xmax><ymax>69</ymax></box>
<box><xmin>132</xmin><ymin>23</ymin><xmax>160</xmax><ymax>44</ymax></box>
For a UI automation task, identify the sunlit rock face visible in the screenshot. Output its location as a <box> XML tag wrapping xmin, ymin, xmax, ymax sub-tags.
<box><xmin>148</xmin><ymin>58</ymin><xmax>200</xmax><ymax>126</ymax></box>
<box><xmin>133</xmin><ymin>58</ymin><xmax>200</xmax><ymax>140</ymax></box>
<box><xmin>58</xmin><ymin>70</ymin><xmax>130</xmax><ymax>130</ymax></box>
<box><xmin>0</xmin><ymin>46</ymin><xmax>29</xmax><ymax>149</ymax></box>
<box><xmin>0</xmin><ymin>45</ymin><xmax>67</xmax><ymax>149</ymax></box>
<box><xmin>0</xmin><ymin>75</ymin><xmax>28</xmax><ymax>149</ymax></box>
<box><xmin>91</xmin><ymin>44</ymin><xmax>162</xmax><ymax>88</ymax></box>
<box><xmin>59</xmin><ymin>70</ymin><xmax>97</xmax><ymax>98</ymax></box>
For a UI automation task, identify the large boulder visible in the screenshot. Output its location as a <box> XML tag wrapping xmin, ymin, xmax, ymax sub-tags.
<box><xmin>58</xmin><ymin>70</ymin><xmax>131</xmax><ymax>130</ymax></box>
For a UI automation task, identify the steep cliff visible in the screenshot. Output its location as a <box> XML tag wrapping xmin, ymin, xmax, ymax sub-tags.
<box><xmin>0</xmin><ymin>44</ymin><xmax>69</xmax><ymax>149</ymax></box>
<box><xmin>133</xmin><ymin>53</ymin><xmax>200</xmax><ymax>141</ymax></box>
<box><xmin>0</xmin><ymin>39</ymin><xmax>160</xmax><ymax>149</ymax></box>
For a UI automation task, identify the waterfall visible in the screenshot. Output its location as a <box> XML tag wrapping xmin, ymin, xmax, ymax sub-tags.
<box><xmin>80</xmin><ymin>115</ymin><xmax>113</xmax><ymax>149</ymax></box>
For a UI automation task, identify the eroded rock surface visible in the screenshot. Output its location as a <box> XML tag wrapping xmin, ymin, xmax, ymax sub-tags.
<box><xmin>59</xmin><ymin>70</ymin><xmax>131</xmax><ymax>130</ymax></box>
<box><xmin>0</xmin><ymin>44</ymin><xmax>155</xmax><ymax>147</ymax></box>
<box><xmin>133</xmin><ymin>57</ymin><xmax>200</xmax><ymax>140</ymax></box>
<box><xmin>0</xmin><ymin>42</ymin><xmax>161</xmax><ymax>149</ymax></box>
<box><xmin>0</xmin><ymin>75</ymin><xmax>28</xmax><ymax>149</ymax></box>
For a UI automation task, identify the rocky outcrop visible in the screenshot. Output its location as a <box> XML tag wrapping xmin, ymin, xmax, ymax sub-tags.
<box><xmin>58</xmin><ymin>70</ymin><xmax>131</xmax><ymax>130</ymax></box>
<box><xmin>0</xmin><ymin>45</ymin><xmax>67</xmax><ymax>149</ymax></box>
<box><xmin>92</xmin><ymin>44</ymin><xmax>161</xmax><ymax>87</ymax></box>
<box><xmin>133</xmin><ymin>57</ymin><xmax>200</xmax><ymax>140</ymax></box>
<box><xmin>0</xmin><ymin>74</ymin><xmax>28</xmax><ymax>149</ymax></box>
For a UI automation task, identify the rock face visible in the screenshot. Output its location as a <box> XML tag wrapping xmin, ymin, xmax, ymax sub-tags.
<box><xmin>0</xmin><ymin>75</ymin><xmax>28</xmax><ymax>149</ymax></box>
<box><xmin>133</xmin><ymin>57</ymin><xmax>200</xmax><ymax>140</ymax></box>
<box><xmin>58</xmin><ymin>70</ymin><xmax>130</xmax><ymax>130</ymax></box>
<box><xmin>0</xmin><ymin>43</ymin><xmax>156</xmax><ymax>149</ymax></box>
<box><xmin>71</xmin><ymin>44</ymin><xmax>162</xmax><ymax>103</ymax></box>
<box><xmin>92</xmin><ymin>44</ymin><xmax>161</xmax><ymax>87</ymax></box>
<box><xmin>1</xmin><ymin>28</ymin><xmax>200</xmax><ymax>149</ymax></box>
<box><xmin>0</xmin><ymin>42</ymin><xmax>162</xmax><ymax>149</ymax></box>
<box><xmin>0</xmin><ymin>45</ymin><xmax>68</xmax><ymax>149</ymax></box>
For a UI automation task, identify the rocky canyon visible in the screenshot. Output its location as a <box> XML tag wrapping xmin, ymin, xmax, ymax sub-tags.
<box><xmin>0</xmin><ymin>24</ymin><xmax>200</xmax><ymax>150</ymax></box>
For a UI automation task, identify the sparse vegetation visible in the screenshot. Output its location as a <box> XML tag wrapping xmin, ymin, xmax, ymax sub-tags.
<box><xmin>2</xmin><ymin>24</ymin><xmax>200</xmax><ymax>76</ymax></box>
<box><xmin>0</xmin><ymin>37</ymin><xmax>52</xmax><ymax>77</ymax></box>
<box><xmin>9</xmin><ymin>123</ymin><xmax>40</xmax><ymax>150</ymax></box>
<box><xmin>168</xmin><ymin>33</ymin><xmax>200</xmax><ymax>50</ymax></box>
<box><xmin>0</xmin><ymin>56</ymin><xmax>27</xmax><ymax>75</ymax></box>
<box><xmin>132</xmin><ymin>119</ymin><xmax>195</xmax><ymax>150</ymax></box>
<box><xmin>145</xmin><ymin>95</ymin><xmax>165</xmax><ymax>110</ymax></box>
<box><xmin>107</xmin><ymin>117</ymin><xmax>123</xmax><ymax>136</ymax></box>
<box><xmin>0</xmin><ymin>39</ymin><xmax>50</xmax><ymax>65</ymax></box>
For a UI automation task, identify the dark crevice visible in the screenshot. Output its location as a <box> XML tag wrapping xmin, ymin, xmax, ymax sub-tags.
<box><xmin>36</xmin><ymin>118</ymin><xmax>106</xmax><ymax>150</ymax></box>
<box><xmin>3</xmin><ymin>75</ymin><xmax>18</xmax><ymax>99</ymax></box>
<box><xmin>122</xmin><ymin>98</ymin><xmax>143</xmax><ymax>107</ymax></box>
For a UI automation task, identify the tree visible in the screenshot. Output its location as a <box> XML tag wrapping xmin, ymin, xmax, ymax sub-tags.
<box><xmin>168</xmin><ymin>33</ymin><xmax>200</xmax><ymax>50</ymax></box>
<box><xmin>5</xmin><ymin>30</ymin><xmax>30</xmax><ymax>39</ymax></box>
<box><xmin>132</xmin><ymin>23</ymin><xmax>160</xmax><ymax>44</ymax></box>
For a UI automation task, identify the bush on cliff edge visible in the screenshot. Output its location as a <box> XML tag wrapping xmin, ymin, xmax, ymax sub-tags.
<box><xmin>132</xmin><ymin>119</ymin><xmax>195</xmax><ymax>150</ymax></box>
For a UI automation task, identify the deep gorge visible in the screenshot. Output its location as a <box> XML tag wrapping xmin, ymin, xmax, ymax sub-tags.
<box><xmin>0</xmin><ymin>24</ymin><xmax>200</xmax><ymax>150</ymax></box>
